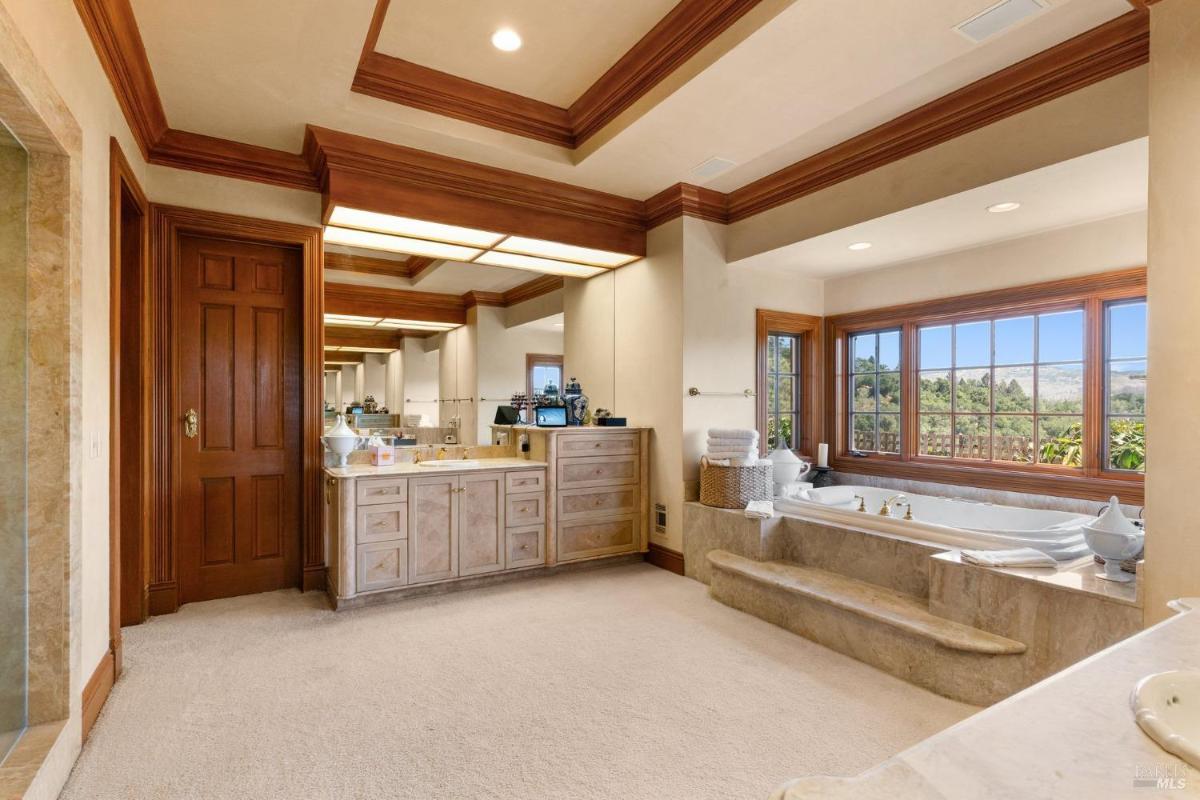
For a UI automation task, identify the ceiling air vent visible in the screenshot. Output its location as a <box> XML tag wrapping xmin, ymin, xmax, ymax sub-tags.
<box><xmin>955</xmin><ymin>0</ymin><xmax>1048</xmax><ymax>44</ymax></box>
<box><xmin>690</xmin><ymin>157</ymin><xmax>736</xmax><ymax>182</ymax></box>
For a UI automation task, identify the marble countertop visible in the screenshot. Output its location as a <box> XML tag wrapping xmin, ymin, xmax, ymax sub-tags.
<box><xmin>325</xmin><ymin>458</ymin><xmax>547</xmax><ymax>479</ymax></box>
<box><xmin>774</xmin><ymin>606</ymin><xmax>1200</xmax><ymax>799</ymax></box>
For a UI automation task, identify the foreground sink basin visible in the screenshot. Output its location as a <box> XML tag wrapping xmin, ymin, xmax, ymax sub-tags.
<box><xmin>417</xmin><ymin>459</ymin><xmax>480</xmax><ymax>468</ymax></box>
<box><xmin>1132</xmin><ymin>670</ymin><xmax>1200</xmax><ymax>768</ymax></box>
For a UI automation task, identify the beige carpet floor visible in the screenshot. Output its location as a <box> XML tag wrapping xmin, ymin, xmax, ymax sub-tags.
<box><xmin>63</xmin><ymin>563</ymin><xmax>975</xmax><ymax>800</ymax></box>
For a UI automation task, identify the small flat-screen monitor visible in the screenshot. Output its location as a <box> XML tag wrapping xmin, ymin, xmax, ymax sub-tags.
<box><xmin>535</xmin><ymin>406</ymin><xmax>567</xmax><ymax>427</ymax></box>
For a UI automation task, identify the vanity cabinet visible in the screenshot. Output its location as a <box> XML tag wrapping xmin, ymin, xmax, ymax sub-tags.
<box><xmin>492</xmin><ymin>426</ymin><xmax>650</xmax><ymax>565</ymax></box>
<box><xmin>325</xmin><ymin>463</ymin><xmax>548</xmax><ymax>607</ymax></box>
<box><xmin>407</xmin><ymin>474</ymin><xmax>459</xmax><ymax>584</ymax></box>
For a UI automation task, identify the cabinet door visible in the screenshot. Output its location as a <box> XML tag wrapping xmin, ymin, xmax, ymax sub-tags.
<box><xmin>458</xmin><ymin>472</ymin><xmax>505</xmax><ymax>577</ymax></box>
<box><xmin>407</xmin><ymin>475</ymin><xmax>458</xmax><ymax>584</ymax></box>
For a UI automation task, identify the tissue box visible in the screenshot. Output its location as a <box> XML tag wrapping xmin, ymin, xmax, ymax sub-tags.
<box><xmin>369</xmin><ymin>443</ymin><xmax>395</xmax><ymax>466</ymax></box>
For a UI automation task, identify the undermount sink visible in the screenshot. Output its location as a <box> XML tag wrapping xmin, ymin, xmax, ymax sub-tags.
<box><xmin>1132</xmin><ymin>670</ymin><xmax>1200</xmax><ymax>768</ymax></box>
<box><xmin>417</xmin><ymin>459</ymin><xmax>480</xmax><ymax>468</ymax></box>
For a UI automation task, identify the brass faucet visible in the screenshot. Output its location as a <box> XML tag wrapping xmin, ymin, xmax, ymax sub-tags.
<box><xmin>878</xmin><ymin>494</ymin><xmax>908</xmax><ymax>516</ymax></box>
<box><xmin>462</xmin><ymin>446</ymin><xmax>473</xmax><ymax>460</ymax></box>
<box><xmin>437</xmin><ymin>446</ymin><xmax>448</xmax><ymax>460</ymax></box>
<box><xmin>853</xmin><ymin>495</ymin><xmax>867</xmax><ymax>513</ymax></box>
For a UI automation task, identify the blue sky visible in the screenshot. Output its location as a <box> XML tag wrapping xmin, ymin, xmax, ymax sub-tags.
<box><xmin>911</xmin><ymin>302</ymin><xmax>1146</xmax><ymax>370</ymax></box>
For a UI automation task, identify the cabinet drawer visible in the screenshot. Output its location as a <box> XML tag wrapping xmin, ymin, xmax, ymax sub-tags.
<box><xmin>356</xmin><ymin>502</ymin><xmax>408</xmax><ymax>544</ymax></box>
<box><xmin>356</xmin><ymin>541</ymin><xmax>408</xmax><ymax>592</ymax></box>
<box><xmin>356</xmin><ymin>477</ymin><xmax>408</xmax><ymax>505</ymax></box>
<box><xmin>506</xmin><ymin>525</ymin><xmax>544</xmax><ymax>569</ymax></box>
<box><xmin>558</xmin><ymin>485</ymin><xmax>639</xmax><ymax>521</ymax></box>
<box><xmin>557</xmin><ymin>516</ymin><xmax>638</xmax><ymax>562</ymax></box>
<box><xmin>558</xmin><ymin>434</ymin><xmax>638</xmax><ymax>457</ymax></box>
<box><xmin>557</xmin><ymin>455</ymin><xmax>639</xmax><ymax>489</ymax></box>
<box><xmin>506</xmin><ymin>492</ymin><xmax>546</xmax><ymax>527</ymax></box>
<box><xmin>505</xmin><ymin>470</ymin><xmax>546</xmax><ymax>494</ymax></box>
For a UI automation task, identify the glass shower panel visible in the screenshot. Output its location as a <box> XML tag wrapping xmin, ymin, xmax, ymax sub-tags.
<box><xmin>0</xmin><ymin>120</ymin><xmax>28</xmax><ymax>763</ymax></box>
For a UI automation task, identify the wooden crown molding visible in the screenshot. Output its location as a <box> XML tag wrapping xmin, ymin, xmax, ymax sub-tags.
<box><xmin>305</xmin><ymin>125</ymin><xmax>646</xmax><ymax>256</ymax></box>
<box><xmin>1126</xmin><ymin>0</ymin><xmax>1162</xmax><ymax>9</ymax></box>
<box><xmin>727</xmin><ymin>10</ymin><xmax>1150</xmax><ymax>221</ymax></box>
<box><xmin>325</xmin><ymin>282</ymin><xmax>467</xmax><ymax>323</ymax></box>
<box><xmin>324</xmin><ymin>250</ymin><xmax>414</xmax><ymax>278</ymax></box>
<box><xmin>643</xmin><ymin>183</ymin><xmax>729</xmax><ymax>228</ymax></box>
<box><xmin>502</xmin><ymin>275</ymin><xmax>564</xmax><ymax>306</ymax></box>
<box><xmin>462</xmin><ymin>290</ymin><xmax>506</xmax><ymax>309</ymax></box>
<box><xmin>74</xmin><ymin>0</ymin><xmax>167</xmax><ymax>157</ymax></box>
<box><xmin>352</xmin><ymin>0</ymin><xmax>764</xmax><ymax>150</ymax></box>
<box><xmin>79</xmin><ymin>1</ymin><xmax>1150</xmax><ymax>239</ymax></box>
<box><xmin>324</xmin><ymin>327</ymin><xmax>404</xmax><ymax>350</ymax></box>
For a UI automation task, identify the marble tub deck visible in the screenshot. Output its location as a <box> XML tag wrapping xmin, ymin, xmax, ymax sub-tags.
<box><xmin>684</xmin><ymin>502</ymin><xmax>1143</xmax><ymax>705</ymax></box>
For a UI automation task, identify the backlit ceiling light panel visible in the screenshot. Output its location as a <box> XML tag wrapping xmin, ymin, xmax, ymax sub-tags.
<box><xmin>473</xmin><ymin>251</ymin><xmax>608</xmax><ymax>278</ymax></box>
<box><xmin>323</xmin><ymin>226</ymin><xmax>484</xmax><ymax>261</ymax></box>
<box><xmin>375</xmin><ymin>319</ymin><xmax>460</xmax><ymax>331</ymax></box>
<box><xmin>323</xmin><ymin>314</ymin><xmax>382</xmax><ymax>327</ymax></box>
<box><xmin>495</xmin><ymin>236</ymin><xmax>639</xmax><ymax>267</ymax></box>
<box><xmin>328</xmin><ymin>206</ymin><xmax>505</xmax><ymax>248</ymax></box>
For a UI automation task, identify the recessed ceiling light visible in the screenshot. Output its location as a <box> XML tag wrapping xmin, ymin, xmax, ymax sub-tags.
<box><xmin>491</xmin><ymin>28</ymin><xmax>522</xmax><ymax>52</ymax></box>
<box><xmin>987</xmin><ymin>201</ymin><xmax>1022</xmax><ymax>213</ymax></box>
<box><xmin>847</xmin><ymin>242</ymin><xmax>872</xmax><ymax>251</ymax></box>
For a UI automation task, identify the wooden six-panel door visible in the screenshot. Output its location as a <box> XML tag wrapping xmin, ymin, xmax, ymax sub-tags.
<box><xmin>176</xmin><ymin>234</ymin><xmax>303</xmax><ymax>603</ymax></box>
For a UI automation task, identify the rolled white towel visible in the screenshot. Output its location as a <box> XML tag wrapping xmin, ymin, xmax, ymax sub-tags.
<box><xmin>960</xmin><ymin>548</ymin><xmax>1057</xmax><ymax>569</ymax></box>
<box><xmin>804</xmin><ymin>485</ymin><xmax>856</xmax><ymax>505</ymax></box>
<box><xmin>744</xmin><ymin>500</ymin><xmax>774</xmax><ymax>519</ymax></box>
<box><xmin>708</xmin><ymin>428</ymin><xmax>759</xmax><ymax>441</ymax></box>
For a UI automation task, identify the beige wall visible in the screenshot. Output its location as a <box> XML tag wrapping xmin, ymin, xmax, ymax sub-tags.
<box><xmin>681</xmin><ymin>218</ymin><xmax>823</xmax><ymax>500</ymax></box>
<box><xmin>473</xmin><ymin>305</ymin><xmax>562</xmax><ymax>443</ymax></box>
<box><xmin>438</xmin><ymin>318</ymin><xmax>478</xmax><ymax>444</ymax></box>
<box><xmin>3</xmin><ymin>0</ymin><xmax>147</xmax><ymax>683</ymax></box>
<box><xmin>361</xmin><ymin>353</ymin><xmax>387</xmax><ymax>407</ymax></box>
<box><xmin>824</xmin><ymin>211</ymin><xmax>1148</xmax><ymax>315</ymax></box>
<box><xmin>1144</xmin><ymin>2</ymin><xmax>1200</xmax><ymax>624</ymax></box>
<box><xmin>563</xmin><ymin>271</ymin><xmax>616</xmax><ymax>410</ymax></box>
<box><xmin>728</xmin><ymin>67</ymin><xmax>1148</xmax><ymax>266</ymax></box>
<box><xmin>402</xmin><ymin>337</ymin><xmax>439</xmax><ymax>425</ymax></box>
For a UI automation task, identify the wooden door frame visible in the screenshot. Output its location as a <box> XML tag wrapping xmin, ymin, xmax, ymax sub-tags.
<box><xmin>149</xmin><ymin>204</ymin><xmax>325</xmax><ymax>613</ymax></box>
<box><xmin>108</xmin><ymin>138</ymin><xmax>149</xmax><ymax>666</ymax></box>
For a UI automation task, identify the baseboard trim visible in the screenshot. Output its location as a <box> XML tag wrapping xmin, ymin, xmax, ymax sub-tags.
<box><xmin>81</xmin><ymin>647</ymin><xmax>116</xmax><ymax>743</ymax></box>
<box><xmin>147</xmin><ymin>581</ymin><xmax>178</xmax><ymax>616</ymax></box>
<box><xmin>303</xmin><ymin>565</ymin><xmax>327</xmax><ymax>592</ymax></box>
<box><xmin>646</xmin><ymin>543</ymin><xmax>685</xmax><ymax>575</ymax></box>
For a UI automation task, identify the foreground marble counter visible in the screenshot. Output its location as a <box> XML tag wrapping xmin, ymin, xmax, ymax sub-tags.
<box><xmin>773</xmin><ymin>606</ymin><xmax>1200</xmax><ymax>799</ymax></box>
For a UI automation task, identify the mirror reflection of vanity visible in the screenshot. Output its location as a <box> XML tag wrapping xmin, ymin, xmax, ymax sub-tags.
<box><xmin>321</xmin><ymin>250</ymin><xmax>567</xmax><ymax>454</ymax></box>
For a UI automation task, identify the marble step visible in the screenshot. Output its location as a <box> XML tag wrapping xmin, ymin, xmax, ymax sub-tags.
<box><xmin>707</xmin><ymin>550</ymin><xmax>1026</xmax><ymax>655</ymax></box>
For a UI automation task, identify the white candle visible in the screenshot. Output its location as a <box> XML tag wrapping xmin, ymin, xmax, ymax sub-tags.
<box><xmin>817</xmin><ymin>443</ymin><xmax>829</xmax><ymax>468</ymax></box>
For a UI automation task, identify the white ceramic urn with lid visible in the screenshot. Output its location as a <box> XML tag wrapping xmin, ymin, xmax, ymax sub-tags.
<box><xmin>1082</xmin><ymin>495</ymin><xmax>1143</xmax><ymax>583</ymax></box>
<box><xmin>323</xmin><ymin>413</ymin><xmax>360</xmax><ymax>467</ymax></box>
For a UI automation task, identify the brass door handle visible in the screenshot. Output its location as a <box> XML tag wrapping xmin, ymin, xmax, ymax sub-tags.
<box><xmin>184</xmin><ymin>408</ymin><xmax>199</xmax><ymax>439</ymax></box>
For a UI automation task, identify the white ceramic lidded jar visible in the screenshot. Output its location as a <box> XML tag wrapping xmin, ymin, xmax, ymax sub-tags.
<box><xmin>323</xmin><ymin>413</ymin><xmax>360</xmax><ymax>467</ymax></box>
<box><xmin>767</xmin><ymin>448</ymin><xmax>810</xmax><ymax>495</ymax></box>
<box><xmin>1083</xmin><ymin>496</ymin><xmax>1144</xmax><ymax>583</ymax></box>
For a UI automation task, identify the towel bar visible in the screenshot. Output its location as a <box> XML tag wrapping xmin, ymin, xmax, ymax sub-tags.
<box><xmin>688</xmin><ymin>387</ymin><xmax>755</xmax><ymax>398</ymax></box>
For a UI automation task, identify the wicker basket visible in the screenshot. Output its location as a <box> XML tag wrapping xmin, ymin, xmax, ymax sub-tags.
<box><xmin>699</xmin><ymin>457</ymin><xmax>774</xmax><ymax>509</ymax></box>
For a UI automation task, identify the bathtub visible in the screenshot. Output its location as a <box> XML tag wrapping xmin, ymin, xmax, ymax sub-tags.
<box><xmin>774</xmin><ymin>485</ymin><xmax>1093</xmax><ymax>561</ymax></box>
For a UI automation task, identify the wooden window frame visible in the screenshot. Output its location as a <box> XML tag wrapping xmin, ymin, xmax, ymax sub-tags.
<box><xmin>756</xmin><ymin>310</ymin><xmax>822</xmax><ymax>458</ymax></box>
<box><xmin>824</xmin><ymin>268</ymin><xmax>1145</xmax><ymax>504</ymax></box>
<box><xmin>526</xmin><ymin>353</ymin><xmax>563</xmax><ymax>402</ymax></box>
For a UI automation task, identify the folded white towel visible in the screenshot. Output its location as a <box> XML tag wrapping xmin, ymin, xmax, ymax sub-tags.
<box><xmin>744</xmin><ymin>500</ymin><xmax>774</xmax><ymax>519</ymax></box>
<box><xmin>708</xmin><ymin>428</ymin><xmax>759</xmax><ymax>441</ymax></box>
<box><xmin>804</xmin><ymin>486</ymin><xmax>856</xmax><ymax>505</ymax></box>
<box><xmin>707</xmin><ymin>434</ymin><xmax>759</xmax><ymax>444</ymax></box>
<box><xmin>960</xmin><ymin>548</ymin><xmax>1057</xmax><ymax>569</ymax></box>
